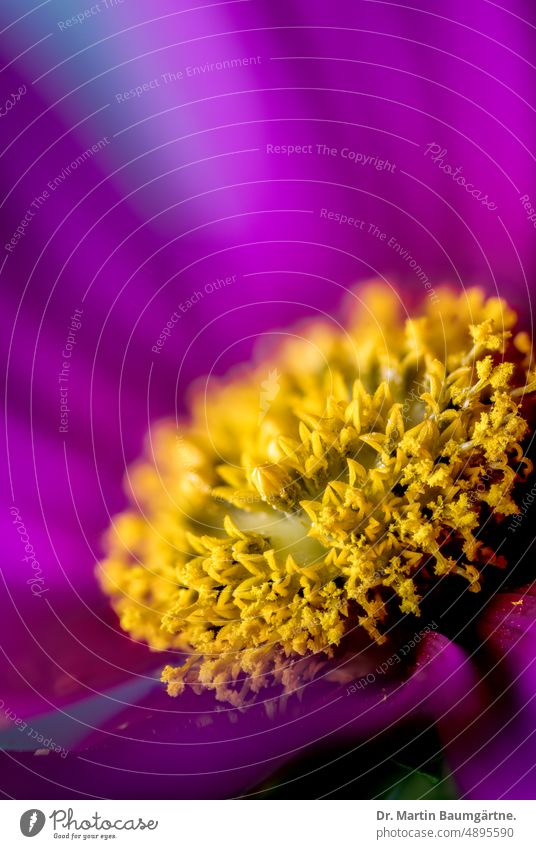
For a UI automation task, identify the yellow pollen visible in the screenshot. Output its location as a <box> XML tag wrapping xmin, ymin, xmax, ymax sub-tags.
<box><xmin>98</xmin><ymin>284</ymin><xmax>535</xmax><ymax>705</ymax></box>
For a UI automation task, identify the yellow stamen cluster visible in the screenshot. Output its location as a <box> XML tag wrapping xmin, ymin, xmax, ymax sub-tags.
<box><xmin>99</xmin><ymin>285</ymin><xmax>536</xmax><ymax>705</ymax></box>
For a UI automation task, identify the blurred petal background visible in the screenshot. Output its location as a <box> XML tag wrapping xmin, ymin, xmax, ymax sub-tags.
<box><xmin>1</xmin><ymin>0</ymin><xmax>536</xmax><ymax>798</ymax></box>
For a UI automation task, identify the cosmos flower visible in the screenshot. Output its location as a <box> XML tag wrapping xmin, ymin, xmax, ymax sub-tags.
<box><xmin>4</xmin><ymin>283</ymin><xmax>536</xmax><ymax>801</ymax></box>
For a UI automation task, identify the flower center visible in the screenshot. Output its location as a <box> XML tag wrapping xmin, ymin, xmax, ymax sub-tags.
<box><xmin>99</xmin><ymin>285</ymin><xmax>536</xmax><ymax>704</ymax></box>
<box><xmin>229</xmin><ymin>506</ymin><xmax>326</xmax><ymax>566</ymax></box>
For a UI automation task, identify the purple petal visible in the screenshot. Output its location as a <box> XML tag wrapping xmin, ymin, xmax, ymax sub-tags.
<box><xmin>435</xmin><ymin>584</ymin><xmax>536</xmax><ymax>799</ymax></box>
<box><xmin>0</xmin><ymin>631</ymin><xmax>481</xmax><ymax>799</ymax></box>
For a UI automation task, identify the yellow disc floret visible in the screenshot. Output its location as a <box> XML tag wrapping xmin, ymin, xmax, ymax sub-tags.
<box><xmin>98</xmin><ymin>284</ymin><xmax>536</xmax><ymax>705</ymax></box>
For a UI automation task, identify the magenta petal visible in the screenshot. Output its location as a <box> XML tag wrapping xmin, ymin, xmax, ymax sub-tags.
<box><xmin>435</xmin><ymin>585</ymin><xmax>536</xmax><ymax>799</ymax></box>
<box><xmin>0</xmin><ymin>579</ymin><xmax>169</xmax><ymax>721</ymax></box>
<box><xmin>0</xmin><ymin>416</ymin><xmax>165</xmax><ymax>718</ymax></box>
<box><xmin>0</xmin><ymin>631</ymin><xmax>479</xmax><ymax>799</ymax></box>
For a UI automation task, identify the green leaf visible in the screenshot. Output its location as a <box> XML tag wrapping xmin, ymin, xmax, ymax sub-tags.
<box><xmin>376</xmin><ymin>758</ymin><xmax>458</xmax><ymax>800</ymax></box>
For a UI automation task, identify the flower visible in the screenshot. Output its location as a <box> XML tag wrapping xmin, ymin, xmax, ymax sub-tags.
<box><xmin>2</xmin><ymin>0</ymin><xmax>536</xmax><ymax>801</ymax></box>
<box><xmin>99</xmin><ymin>285</ymin><xmax>536</xmax><ymax>712</ymax></box>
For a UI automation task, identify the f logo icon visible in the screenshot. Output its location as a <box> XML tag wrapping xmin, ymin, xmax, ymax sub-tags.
<box><xmin>20</xmin><ymin>810</ymin><xmax>46</xmax><ymax>837</ymax></box>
